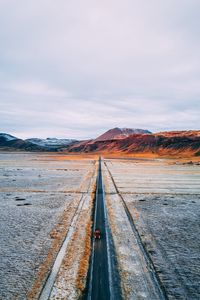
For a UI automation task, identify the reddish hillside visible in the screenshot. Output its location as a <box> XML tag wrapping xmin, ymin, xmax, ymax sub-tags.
<box><xmin>67</xmin><ymin>131</ymin><xmax>200</xmax><ymax>157</ymax></box>
<box><xmin>95</xmin><ymin>127</ymin><xmax>151</xmax><ymax>141</ymax></box>
<box><xmin>155</xmin><ymin>130</ymin><xmax>200</xmax><ymax>137</ymax></box>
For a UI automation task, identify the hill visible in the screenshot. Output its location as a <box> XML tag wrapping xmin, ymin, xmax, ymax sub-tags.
<box><xmin>0</xmin><ymin>133</ymin><xmax>45</xmax><ymax>151</ymax></box>
<box><xmin>67</xmin><ymin>130</ymin><xmax>200</xmax><ymax>157</ymax></box>
<box><xmin>95</xmin><ymin>127</ymin><xmax>151</xmax><ymax>141</ymax></box>
<box><xmin>1</xmin><ymin>130</ymin><xmax>200</xmax><ymax>157</ymax></box>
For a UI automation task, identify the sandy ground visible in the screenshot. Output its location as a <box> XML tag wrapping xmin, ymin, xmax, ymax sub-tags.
<box><xmin>104</xmin><ymin>158</ymin><xmax>200</xmax><ymax>299</ymax></box>
<box><xmin>0</xmin><ymin>153</ymin><xmax>96</xmax><ymax>300</ymax></box>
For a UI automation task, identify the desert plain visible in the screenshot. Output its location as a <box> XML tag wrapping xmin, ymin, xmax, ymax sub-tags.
<box><xmin>0</xmin><ymin>152</ymin><xmax>200</xmax><ymax>300</ymax></box>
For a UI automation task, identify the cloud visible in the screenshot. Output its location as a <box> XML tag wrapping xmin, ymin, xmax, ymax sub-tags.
<box><xmin>0</xmin><ymin>0</ymin><xmax>200</xmax><ymax>138</ymax></box>
<box><xmin>8</xmin><ymin>81</ymin><xmax>69</xmax><ymax>97</ymax></box>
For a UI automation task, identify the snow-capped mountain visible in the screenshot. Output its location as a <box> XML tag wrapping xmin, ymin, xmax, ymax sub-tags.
<box><xmin>26</xmin><ymin>138</ymin><xmax>77</xmax><ymax>149</ymax></box>
<box><xmin>0</xmin><ymin>133</ymin><xmax>45</xmax><ymax>151</ymax></box>
<box><xmin>0</xmin><ymin>133</ymin><xmax>18</xmax><ymax>141</ymax></box>
<box><xmin>0</xmin><ymin>133</ymin><xmax>78</xmax><ymax>151</ymax></box>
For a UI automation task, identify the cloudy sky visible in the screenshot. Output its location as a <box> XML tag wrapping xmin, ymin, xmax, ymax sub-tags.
<box><xmin>0</xmin><ymin>0</ymin><xmax>200</xmax><ymax>139</ymax></box>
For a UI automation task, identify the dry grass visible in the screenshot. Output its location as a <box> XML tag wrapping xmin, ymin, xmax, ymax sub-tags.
<box><xmin>27</xmin><ymin>196</ymin><xmax>81</xmax><ymax>300</ymax></box>
<box><xmin>49</xmin><ymin>167</ymin><xmax>97</xmax><ymax>299</ymax></box>
<box><xmin>50</xmin><ymin>191</ymin><xmax>95</xmax><ymax>299</ymax></box>
<box><xmin>76</xmin><ymin>174</ymin><xmax>97</xmax><ymax>293</ymax></box>
<box><xmin>39</xmin><ymin>154</ymin><xmax>100</xmax><ymax>161</ymax></box>
<box><xmin>76</xmin><ymin>183</ymin><xmax>96</xmax><ymax>292</ymax></box>
<box><xmin>75</xmin><ymin>219</ymin><xmax>92</xmax><ymax>291</ymax></box>
<box><xmin>102</xmin><ymin>152</ymin><xmax>198</xmax><ymax>160</ymax></box>
<box><xmin>47</xmin><ymin>150</ymin><xmax>197</xmax><ymax>162</ymax></box>
<box><xmin>78</xmin><ymin>169</ymin><xmax>95</xmax><ymax>192</ymax></box>
<box><xmin>27</xmin><ymin>157</ymin><xmax>98</xmax><ymax>299</ymax></box>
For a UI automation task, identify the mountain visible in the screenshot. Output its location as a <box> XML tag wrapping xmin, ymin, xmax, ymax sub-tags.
<box><xmin>1</xmin><ymin>130</ymin><xmax>200</xmax><ymax>157</ymax></box>
<box><xmin>0</xmin><ymin>133</ymin><xmax>78</xmax><ymax>151</ymax></box>
<box><xmin>26</xmin><ymin>138</ymin><xmax>77</xmax><ymax>150</ymax></box>
<box><xmin>67</xmin><ymin>130</ymin><xmax>200</xmax><ymax>157</ymax></box>
<box><xmin>155</xmin><ymin>130</ymin><xmax>200</xmax><ymax>138</ymax></box>
<box><xmin>0</xmin><ymin>133</ymin><xmax>45</xmax><ymax>151</ymax></box>
<box><xmin>0</xmin><ymin>133</ymin><xmax>18</xmax><ymax>141</ymax></box>
<box><xmin>95</xmin><ymin>127</ymin><xmax>151</xmax><ymax>141</ymax></box>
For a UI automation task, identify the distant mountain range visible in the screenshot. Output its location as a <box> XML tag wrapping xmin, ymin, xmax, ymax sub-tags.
<box><xmin>0</xmin><ymin>128</ymin><xmax>200</xmax><ymax>157</ymax></box>
<box><xmin>0</xmin><ymin>133</ymin><xmax>44</xmax><ymax>151</ymax></box>
<box><xmin>26</xmin><ymin>138</ymin><xmax>77</xmax><ymax>149</ymax></box>
<box><xmin>0</xmin><ymin>133</ymin><xmax>77</xmax><ymax>151</ymax></box>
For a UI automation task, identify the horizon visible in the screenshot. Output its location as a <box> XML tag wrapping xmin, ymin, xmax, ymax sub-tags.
<box><xmin>1</xmin><ymin>126</ymin><xmax>200</xmax><ymax>141</ymax></box>
<box><xmin>0</xmin><ymin>1</ymin><xmax>200</xmax><ymax>139</ymax></box>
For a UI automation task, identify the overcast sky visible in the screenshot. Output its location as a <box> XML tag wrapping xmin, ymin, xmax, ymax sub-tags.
<box><xmin>0</xmin><ymin>0</ymin><xmax>200</xmax><ymax>139</ymax></box>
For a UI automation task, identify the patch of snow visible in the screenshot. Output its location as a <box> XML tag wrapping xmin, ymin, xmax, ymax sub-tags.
<box><xmin>26</xmin><ymin>138</ymin><xmax>77</xmax><ymax>148</ymax></box>
<box><xmin>0</xmin><ymin>133</ymin><xmax>17</xmax><ymax>141</ymax></box>
<box><xmin>30</xmin><ymin>138</ymin><xmax>71</xmax><ymax>146</ymax></box>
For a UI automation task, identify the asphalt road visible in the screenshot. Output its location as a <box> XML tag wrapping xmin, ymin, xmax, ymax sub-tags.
<box><xmin>88</xmin><ymin>157</ymin><xmax>111</xmax><ymax>300</ymax></box>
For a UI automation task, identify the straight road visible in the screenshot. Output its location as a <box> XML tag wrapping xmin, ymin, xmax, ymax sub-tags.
<box><xmin>87</xmin><ymin>157</ymin><xmax>111</xmax><ymax>300</ymax></box>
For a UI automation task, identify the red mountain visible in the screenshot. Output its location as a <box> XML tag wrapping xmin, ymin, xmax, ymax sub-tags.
<box><xmin>67</xmin><ymin>130</ymin><xmax>200</xmax><ymax>157</ymax></box>
<box><xmin>95</xmin><ymin>127</ymin><xmax>151</xmax><ymax>141</ymax></box>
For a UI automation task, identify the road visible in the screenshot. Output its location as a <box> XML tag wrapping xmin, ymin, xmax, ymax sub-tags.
<box><xmin>87</xmin><ymin>157</ymin><xmax>111</xmax><ymax>300</ymax></box>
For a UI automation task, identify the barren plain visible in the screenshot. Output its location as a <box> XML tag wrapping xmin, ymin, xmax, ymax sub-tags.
<box><xmin>0</xmin><ymin>153</ymin><xmax>97</xmax><ymax>300</ymax></box>
<box><xmin>0</xmin><ymin>153</ymin><xmax>200</xmax><ymax>300</ymax></box>
<box><xmin>103</xmin><ymin>158</ymin><xmax>200</xmax><ymax>299</ymax></box>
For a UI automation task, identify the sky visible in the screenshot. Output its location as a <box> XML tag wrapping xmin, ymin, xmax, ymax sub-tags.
<box><xmin>0</xmin><ymin>0</ymin><xmax>200</xmax><ymax>139</ymax></box>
